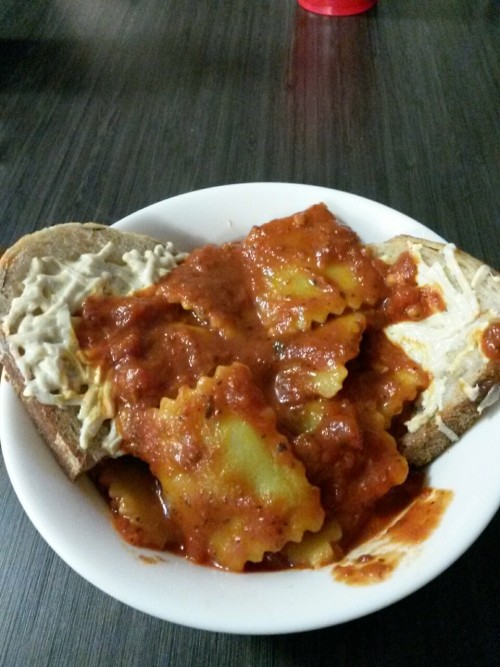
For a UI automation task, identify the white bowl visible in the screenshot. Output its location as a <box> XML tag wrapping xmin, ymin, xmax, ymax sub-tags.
<box><xmin>1</xmin><ymin>183</ymin><xmax>499</xmax><ymax>634</ymax></box>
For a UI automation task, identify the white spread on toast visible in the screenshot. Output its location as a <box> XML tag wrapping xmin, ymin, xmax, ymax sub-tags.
<box><xmin>435</xmin><ymin>415</ymin><xmax>459</xmax><ymax>442</ymax></box>
<box><xmin>471</xmin><ymin>263</ymin><xmax>500</xmax><ymax>290</ymax></box>
<box><xmin>458</xmin><ymin>378</ymin><xmax>480</xmax><ymax>402</ymax></box>
<box><xmin>4</xmin><ymin>241</ymin><xmax>185</xmax><ymax>452</ymax></box>
<box><xmin>477</xmin><ymin>385</ymin><xmax>500</xmax><ymax>414</ymax></box>
<box><xmin>384</xmin><ymin>242</ymin><xmax>499</xmax><ymax>438</ymax></box>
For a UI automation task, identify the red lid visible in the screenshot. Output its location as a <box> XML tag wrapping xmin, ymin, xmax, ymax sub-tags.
<box><xmin>297</xmin><ymin>0</ymin><xmax>378</xmax><ymax>16</ymax></box>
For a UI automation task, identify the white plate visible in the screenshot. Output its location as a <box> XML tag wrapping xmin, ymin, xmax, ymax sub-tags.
<box><xmin>1</xmin><ymin>183</ymin><xmax>499</xmax><ymax>634</ymax></box>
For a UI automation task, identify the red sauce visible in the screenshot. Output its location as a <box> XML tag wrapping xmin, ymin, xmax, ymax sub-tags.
<box><xmin>381</xmin><ymin>251</ymin><xmax>446</xmax><ymax>324</ymax></box>
<box><xmin>388</xmin><ymin>488</ymin><xmax>453</xmax><ymax>543</ymax></box>
<box><xmin>482</xmin><ymin>321</ymin><xmax>500</xmax><ymax>361</ymax></box>
<box><xmin>334</xmin><ymin>552</ymin><xmax>402</xmax><ymax>585</ymax></box>
<box><xmin>76</xmin><ymin>204</ymin><xmax>450</xmax><ymax>572</ymax></box>
<box><xmin>340</xmin><ymin>470</ymin><xmax>427</xmax><ymax>551</ymax></box>
<box><xmin>333</xmin><ymin>485</ymin><xmax>453</xmax><ymax>585</ymax></box>
<box><xmin>92</xmin><ymin>457</ymin><xmax>182</xmax><ymax>551</ymax></box>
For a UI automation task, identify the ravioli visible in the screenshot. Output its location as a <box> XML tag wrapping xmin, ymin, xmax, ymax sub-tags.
<box><xmin>274</xmin><ymin>312</ymin><xmax>367</xmax><ymax>404</ymax></box>
<box><xmin>241</xmin><ymin>203</ymin><xmax>386</xmax><ymax>334</ymax></box>
<box><xmin>77</xmin><ymin>203</ymin><xmax>441</xmax><ymax>571</ymax></box>
<box><xmin>119</xmin><ymin>363</ymin><xmax>324</xmax><ymax>571</ymax></box>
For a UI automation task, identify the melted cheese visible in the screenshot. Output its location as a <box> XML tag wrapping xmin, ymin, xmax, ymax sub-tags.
<box><xmin>477</xmin><ymin>385</ymin><xmax>500</xmax><ymax>414</ymax></box>
<box><xmin>4</xmin><ymin>241</ymin><xmax>185</xmax><ymax>452</ymax></box>
<box><xmin>435</xmin><ymin>415</ymin><xmax>459</xmax><ymax>442</ymax></box>
<box><xmin>384</xmin><ymin>243</ymin><xmax>499</xmax><ymax>435</ymax></box>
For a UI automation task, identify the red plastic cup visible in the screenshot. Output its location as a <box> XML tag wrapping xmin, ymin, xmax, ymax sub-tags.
<box><xmin>297</xmin><ymin>0</ymin><xmax>378</xmax><ymax>16</ymax></box>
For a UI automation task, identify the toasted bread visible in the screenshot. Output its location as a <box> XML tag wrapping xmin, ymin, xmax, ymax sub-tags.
<box><xmin>371</xmin><ymin>235</ymin><xmax>500</xmax><ymax>466</ymax></box>
<box><xmin>1</xmin><ymin>222</ymin><xmax>499</xmax><ymax>481</ymax></box>
<box><xmin>0</xmin><ymin>223</ymin><xmax>184</xmax><ymax>478</ymax></box>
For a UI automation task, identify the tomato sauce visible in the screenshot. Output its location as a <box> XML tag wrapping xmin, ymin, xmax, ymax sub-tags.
<box><xmin>482</xmin><ymin>321</ymin><xmax>500</xmax><ymax>361</ymax></box>
<box><xmin>76</xmin><ymin>203</ymin><xmax>449</xmax><ymax>572</ymax></box>
<box><xmin>333</xmin><ymin>552</ymin><xmax>403</xmax><ymax>585</ymax></box>
<box><xmin>381</xmin><ymin>251</ymin><xmax>446</xmax><ymax>324</ymax></box>
<box><xmin>333</xmin><ymin>484</ymin><xmax>453</xmax><ymax>585</ymax></box>
<box><xmin>387</xmin><ymin>487</ymin><xmax>453</xmax><ymax>543</ymax></box>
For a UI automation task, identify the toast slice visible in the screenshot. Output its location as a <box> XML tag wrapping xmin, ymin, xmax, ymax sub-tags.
<box><xmin>1</xmin><ymin>222</ymin><xmax>499</xmax><ymax>480</ymax></box>
<box><xmin>371</xmin><ymin>235</ymin><xmax>500</xmax><ymax>466</ymax></box>
<box><xmin>0</xmin><ymin>223</ymin><xmax>185</xmax><ymax>478</ymax></box>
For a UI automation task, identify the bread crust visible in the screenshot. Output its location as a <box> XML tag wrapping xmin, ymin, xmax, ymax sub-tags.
<box><xmin>371</xmin><ymin>235</ymin><xmax>500</xmax><ymax>466</ymax></box>
<box><xmin>398</xmin><ymin>362</ymin><xmax>499</xmax><ymax>466</ymax></box>
<box><xmin>0</xmin><ymin>223</ymin><xmax>168</xmax><ymax>479</ymax></box>
<box><xmin>1</xmin><ymin>226</ymin><xmax>498</xmax><ymax>477</ymax></box>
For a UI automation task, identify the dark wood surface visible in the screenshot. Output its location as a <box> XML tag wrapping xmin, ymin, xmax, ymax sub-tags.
<box><xmin>1</xmin><ymin>1</ymin><xmax>499</xmax><ymax>665</ymax></box>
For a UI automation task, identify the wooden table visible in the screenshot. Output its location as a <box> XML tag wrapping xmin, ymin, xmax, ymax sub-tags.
<box><xmin>1</xmin><ymin>1</ymin><xmax>498</xmax><ymax>664</ymax></box>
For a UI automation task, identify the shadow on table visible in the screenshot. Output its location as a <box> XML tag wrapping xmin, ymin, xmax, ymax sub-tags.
<box><xmin>0</xmin><ymin>37</ymin><xmax>89</xmax><ymax>92</ymax></box>
<box><xmin>0</xmin><ymin>8</ymin><xmax>281</xmax><ymax>97</ymax></box>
